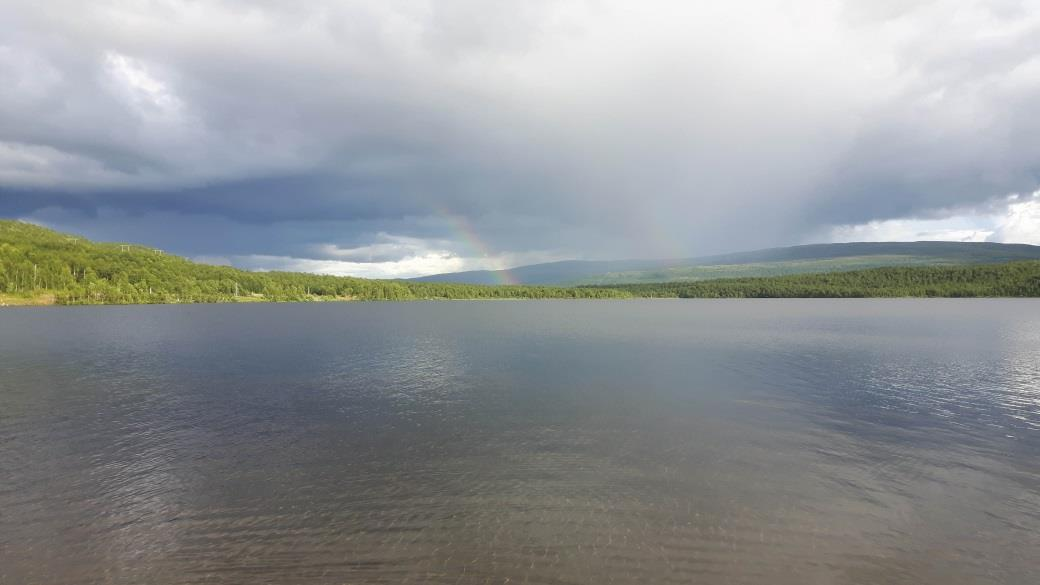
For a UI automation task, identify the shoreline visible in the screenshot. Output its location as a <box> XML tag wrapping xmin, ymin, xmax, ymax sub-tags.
<box><xmin>2</xmin><ymin>295</ymin><xmax>1037</xmax><ymax>308</ymax></box>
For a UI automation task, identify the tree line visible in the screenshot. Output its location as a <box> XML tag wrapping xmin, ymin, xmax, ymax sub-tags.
<box><xmin>0</xmin><ymin>221</ymin><xmax>629</xmax><ymax>304</ymax></box>
<box><xmin>3</xmin><ymin>220</ymin><xmax>1039</xmax><ymax>305</ymax></box>
<box><xmin>586</xmin><ymin>262</ymin><xmax>1040</xmax><ymax>298</ymax></box>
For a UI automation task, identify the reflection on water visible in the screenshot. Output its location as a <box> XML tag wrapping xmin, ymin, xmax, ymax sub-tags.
<box><xmin>1</xmin><ymin>300</ymin><xmax>1038</xmax><ymax>584</ymax></box>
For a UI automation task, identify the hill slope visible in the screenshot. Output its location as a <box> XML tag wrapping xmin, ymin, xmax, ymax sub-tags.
<box><xmin>3</xmin><ymin>220</ymin><xmax>1039</xmax><ymax>305</ymax></box>
<box><xmin>0</xmin><ymin>220</ymin><xmax>629</xmax><ymax>304</ymax></box>
<box><xmin>410</xmin><ymin>259</ymin><xmax>674</xmax><ymax>285</ymax></box>
<box><xmin>593</xmin><ymin>262</ymin><xmax>1040</xmax><ymax>298</ymax></box>
<box><xmin>413</xmin><ymin>241</ymin><xmax>1040</xmax><ymax>285</ymax></box>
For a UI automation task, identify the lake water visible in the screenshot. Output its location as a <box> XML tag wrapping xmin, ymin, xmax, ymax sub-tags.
<box><xmin>1</xmin><ymin>300</ymin><xmax>1038</xmax><ymax>584</ymax></box>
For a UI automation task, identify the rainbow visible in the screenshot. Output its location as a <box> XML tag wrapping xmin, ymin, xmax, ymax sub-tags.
<box><xmin>434</xmin><ymin>207</ymin><xmax>519</xmax><ymax>285</ymax></box>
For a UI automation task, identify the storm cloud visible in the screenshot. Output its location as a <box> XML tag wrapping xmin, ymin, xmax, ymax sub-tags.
<box><xmin>2</xmin><ymin>0</ymin><xmax>1039</xmax><ymax>276</ymax></box>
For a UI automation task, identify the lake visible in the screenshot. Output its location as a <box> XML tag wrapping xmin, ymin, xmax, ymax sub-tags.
<box><xmin>1</xmin><ymin>300</ymin><xmax>1038</xmax><ymax>584</ymax></box>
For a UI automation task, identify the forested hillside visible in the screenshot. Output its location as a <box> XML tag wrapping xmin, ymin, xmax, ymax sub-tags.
<box><xmin>0</xmin><ymin>221</ymin><xmax>630</xmax><ymax>304</ymax></box>
<box><xmin>415</xmin><ymin>241</ymin><xmax>1040</xmax><ymax>285</ymax></box>
<box><xmin>3</xmin><ymin>220</ymin><xmax>1039</xmax><ymax>305</ymax></box>
<box><xmin>593</xmin><ymin>262</ymin><xmax>1040</xmax><ymax>298</ymax></box>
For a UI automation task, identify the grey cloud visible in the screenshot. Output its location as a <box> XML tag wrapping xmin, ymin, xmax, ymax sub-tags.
<box><xmin>2</xmin><ymin>0</ymin><xmax>1040</xmax><ymax>270</ymax></box>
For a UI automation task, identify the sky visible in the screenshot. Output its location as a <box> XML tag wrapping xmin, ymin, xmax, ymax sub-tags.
<box><xmin>2</xmin><ymin>0</ymin><xmax>1040</xmax><ymax>278</ymax></box>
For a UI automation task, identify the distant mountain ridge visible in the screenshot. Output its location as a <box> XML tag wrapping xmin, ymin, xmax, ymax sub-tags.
<box><xmin>411</xmin><ymin>241</ymin><xmax>1040</xmax><ymax>285</ymax></box>
<box><xmin>411</xmin><ymin>259</ymin><xmax>676</xmax><ymax>286</ymax></box>
<box><xmin>4</xmin><ymin>221</ymin><xmax>1039</xmax><ymax>303</ymax></box>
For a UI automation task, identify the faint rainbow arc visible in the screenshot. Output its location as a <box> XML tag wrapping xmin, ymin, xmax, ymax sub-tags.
<box><xmin>433</xmin><ymin>206</ymin><xmax>519</xmax><ymax>285</ymax></box>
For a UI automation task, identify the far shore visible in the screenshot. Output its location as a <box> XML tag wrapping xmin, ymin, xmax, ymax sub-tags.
<box><xmin>2</xmin><ymin>292</ymin><xmax>1034</xmax><ymax>308</ymax></box>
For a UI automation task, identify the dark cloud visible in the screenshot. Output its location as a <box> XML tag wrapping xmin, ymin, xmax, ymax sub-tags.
<box><xmin>2</xmin><ymin>1</ymin><xmax>1039</xmax><ymax>275</ymax></box>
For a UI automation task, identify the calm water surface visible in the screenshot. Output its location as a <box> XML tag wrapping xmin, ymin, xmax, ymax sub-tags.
<box><xmin>1</xmin><ymin>300</ymin><xmax>1038</xmax><ymax>584</ymax></box>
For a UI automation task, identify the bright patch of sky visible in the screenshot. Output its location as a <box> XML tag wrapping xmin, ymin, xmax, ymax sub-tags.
<box><xmin>829</xmin><ymin>191</ymin><xmax>1040</xmax><ymax>245</ymax></box>
<box><xmin>196</xmin><ymin>248</ymin><xmax>567</xmax><ymax>279</ymax></box>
